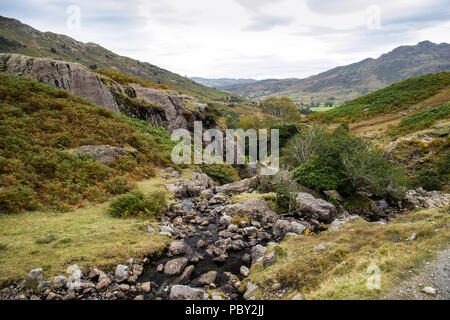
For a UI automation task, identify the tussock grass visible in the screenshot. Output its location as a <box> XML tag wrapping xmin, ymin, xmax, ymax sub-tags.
<box><xmin>247</xmin><ymin>206</ymin><xmax>450</xmax><ymax>300</ymax></box>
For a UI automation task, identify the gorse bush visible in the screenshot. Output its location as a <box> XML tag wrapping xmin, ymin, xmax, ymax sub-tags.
<box><xmin>108</xmin><ymin>190</ymin><xmax>167</xmax><ymax>219</ymax></box>
<box><xmin>390</xmin><ymin>103</ymin><xmax>450</xmax><ymax>136</ymax></box>
<box><xmin>201</xmin><ymin>164</ymin><xmax>240</xmax><ymax>185</ymax></box>
<box><xmin>288</xmin><ymin>124</ymin><xmax>409</xmax><ymax>201</ymax></box>
<box><xmin>0</xmin><ymin>74</ymin><xmax>174</xmax><ymax>213</ymax></box>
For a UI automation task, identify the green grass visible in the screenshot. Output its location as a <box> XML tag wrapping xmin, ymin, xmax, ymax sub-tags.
<box><xmin>0</xmin><ymin>74</ymin><xmax>175</xmax><ymax>213</ymax></box>
<box><xmin>0</xmin><ymin>200</ymin><xmax>170</xmax><ymax>285</ymax></box>
<box><xmin>311</xmin><ymin>72</ymin><xmax>450</xmax><ymax>123</ymax></box>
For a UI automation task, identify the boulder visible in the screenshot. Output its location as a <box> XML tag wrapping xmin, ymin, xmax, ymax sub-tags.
<box><xmin>243</xmin><ymin>281</ymin><xmax>259</xmax><ymax>300</ymax></box>
<box><xmin>172</xmin><ymin>265</ymin><xmax>195</xmax><ymax>285</ymax></box>
<box><xmin>73</xmin><ymin>145</ymin><xmax>136</xmax><ymax>164</ymax></box>
<box><xmin>240</xmin><ymin>266</ymin><xmax>249</xmax><ymax>277</ymax></box>
<box><xmin>53</xmin><ymin>276</ymin><xmax>67</xmax><ymax>289</ymax></box>
<box><xmin>215</xmin><ymin>176</ymin><xmax>259</xmax><ymax>195</ymax></box>
<box><xmin>225</xmin><ymin>199</ymin><xmax>278</xmax><ymax>225</ymax></box>
<box><xmin>115</xmin><ymin>265</ymin><xmax>129</xmax><ymax>283</ymax></box>
<box><xmin>164</xmin><ymin>257</ymin><xmax>189</xmax><ymax>276</ymax></box>
<box><xmin>251</xmin><ymin>245</ymin><xmax>267</xmax><ymax>263</ymax></box>
<box><xmin>296</xmin><ymin>192</ymin><xmax>337</xmax><ymax>223</ymax></box>
<box><xmin>169</xmin><ymin>285</ymin><xmax>209</xmax><ymax>300</ymax></box>
<box><xmin>28</xmin><ymin>268</ymin><xmax>43</xmax><ymax>282</ymax></box>
<box><xmin>169</xmin><ymin>240</ymin><xmax>193</xmax><ymax>256</ymax></box>
<box><xmin>263</xmin><ymin>251</ymin><xmax>276</xmax><ymax>268</ymax></box>
<box><xmin>197</xmin><ymin>271</ymin><xmax>217</xmax><ymax>285</ymax></box>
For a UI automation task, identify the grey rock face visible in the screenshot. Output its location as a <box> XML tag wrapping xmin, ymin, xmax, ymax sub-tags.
<box><xmin>0</xmin><ymin>53</ymin><xmax>205</xmax><ymax>132</ymax></box>
<box><xmin>296</xmin><ymin>192</ymin><xmax>337</xmax><ymax>223</ymax></box>
<box><xmin>0</xmin><ymin>53</ymin><xmax>121</xmax><ymax>112</ymax></box>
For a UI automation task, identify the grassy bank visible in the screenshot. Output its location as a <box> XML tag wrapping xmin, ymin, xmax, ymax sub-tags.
<box><xmin>0</xmin><ymin>172</ymin><xmax>180</xmax><ymax>285</ymax></box>
<box><xmin>246</xmin><ymin>206</ymin><xmax>450</xmax><ymax>300</ymax></box>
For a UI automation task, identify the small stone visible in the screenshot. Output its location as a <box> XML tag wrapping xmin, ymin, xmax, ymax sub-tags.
<box><xmin>406</xmin><ymin>233</ymin><xmax>417</xmax><ymax>241</ymax></box>
<box><xmin>240</xmin><ymin>266</ymin><xmax>249</xmax><ymax>277</ymax></box>
<box><xmin>197</xmin><ymin>271</ymin><xmax>217</xmax><ymax>286</ymax></box>
<box><xmin>62</xmin><ymin>291</ymin><xmax>76</xmax><ymax>300</ymax></box>
<box><xmin>28</xmin><ymin>268</ymin><xmax>43</xmax><ymax>282</ymax></box>
<box><xmin>263</xmin><ymin>251</ymin><xmax>276</xmax><ymax>267</ymax></box>
<box><xmin>118</xmin><ymin>284</ymin><xmax>130</xmax><ymax>291</ymax></box>
<box><xmin>157</xmin><ymin>264</ymin><xmax>164</xmax><ymax>272</ymax></box>
<box><xmin>291</xmin><ymin>293</ymin><xmax>302</xmax><ymax>300</ymax></box>
<box><xmin>132</xmin><ymin>264</ymin><xmax>144</xmax><ymax>276</ymax></box>
<box><xmin>88</xmin><ymin>268</ymin><xmax>104</xmax><ymax>280</ymax></box>
<box><xmin>53</xmin><ymin>276</ymin><xmax>68</xmax><ymax>289</ymax></box>
<box><xmin>197</xmin><ymin>239</ymin><xmax>207</xmax><ymax>248</ymax></box>
<box><xmin>314</xmin><ymin>242</ymin><xmax>329</xmax><ymax>251</ymax></box>
<box><xmin>37</xmin><ymin>280</ymin><xmax>51</xmax><ymax>292</ymax></box>
<box><xmin>115</xmin><ymin>265</ymin><xmax>129</xmax><ymax>283</ymax></box>
<box><xmin>422</xmin><ymin>287</ymin><xmax>437</xmax><ymax>295</ymax></box>
<box><xmin>96</xmin><ymin>279</ymin><xmax>110</xmax><ymax>292</ymax></box>
<box><xmin>134</xmin><ymin>295</ymin><xmax>144</xmax><ymax>300</ymax></box>
<box><xmin>141</xmin><ymin>282</ymin><xmax>152</xmax><ymax>293</ymax></box>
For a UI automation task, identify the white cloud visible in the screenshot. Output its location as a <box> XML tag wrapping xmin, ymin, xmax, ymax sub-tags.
<box><xmin>0</xmin><ymin>0</ymin><xmax>448</xmax><ymax>79</ymax></box>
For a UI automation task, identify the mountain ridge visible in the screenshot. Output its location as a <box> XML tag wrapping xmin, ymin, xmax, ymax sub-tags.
<box><xmin>220</xmin><ymin>41</ymin><xmax>450</xmax><ymax>105</ymax></box>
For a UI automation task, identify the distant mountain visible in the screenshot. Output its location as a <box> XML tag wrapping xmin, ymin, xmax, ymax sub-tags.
<box><xmin>221</xmin><ymin>41</ymin><xmax>450</xmax><ymax>104</ymax></box>
<box><xmin>190</xmin><ymin>77</ymin><xmax>258</xmax><ymax>88</ymax></box>
<box><xmin>0</xmin><ymin>16</ymin><xmax>244</xmax><ymax>103</ymax></box>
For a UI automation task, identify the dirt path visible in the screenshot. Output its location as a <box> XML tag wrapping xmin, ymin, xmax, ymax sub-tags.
<box><xmin>386</xmin><ymin>247</ymin><xmax>450</xmax><ymax>300</ymax></box>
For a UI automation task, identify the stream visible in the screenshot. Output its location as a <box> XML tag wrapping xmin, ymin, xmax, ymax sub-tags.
<box><xmin>138</xmin><ymin>197</ymin><xmax>272</xmax><ymax>300</ymax></box>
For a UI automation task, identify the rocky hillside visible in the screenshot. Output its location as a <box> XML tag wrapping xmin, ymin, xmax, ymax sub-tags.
<box><xmin>0</xmin><ymin>73</ymin><xmax>178</xmax><ymax>213</ymax></box>
<box><xmin>0</xmin><ymin>16</ymin><xmax>245</xmax><ymax>103</ymax></box>
<box><xmin>221</xmin><ymin>41</ymin><xmax>450</xmax><ymax>104</ymax></box>
<box><xmin>0</xmin><ymin>53</ymin><xmax>212</xmax><ymax>132</ymax></box>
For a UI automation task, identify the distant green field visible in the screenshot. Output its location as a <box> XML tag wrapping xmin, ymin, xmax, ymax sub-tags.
<box><xmin>310</xmin><ymin>106</ymin><xmax>336</xmax><ymax>112</ymax></box>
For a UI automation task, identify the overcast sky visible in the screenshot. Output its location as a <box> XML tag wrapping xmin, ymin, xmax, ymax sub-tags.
<box><xmin>1</xmin><ymin>0</ymin><xmax>449</xmax><ymax>79</ymax></box>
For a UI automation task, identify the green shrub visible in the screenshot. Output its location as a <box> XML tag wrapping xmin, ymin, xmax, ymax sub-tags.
<box><xmin>293</xmin><ymin>158</ymin><xmax>341</xmax><ymax>192</ymax></box>
<box><xmin>391</xmin><ymin>103</ymin><xmax>450</xmax><ymax>136</ymax></box>
<box><xmin>108</xmin><ymin>190</ymin><xmax>167</xmax><ymax>219</ymax></box>
<box><xmin>201</xmin><ymin>164</ymin><xmax>239</xmax><ymax>185</ymax></box>
<box><xmin>415</xmin><ymin>169</ymin><xmax>442</xmax><ymax>191</ymax></box>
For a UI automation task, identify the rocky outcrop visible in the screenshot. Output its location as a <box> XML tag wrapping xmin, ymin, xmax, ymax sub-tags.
<box><xmin>215</xmin><ymin>176</ymin><xmax>259</xmax><ymax>195</ymax></box>
<box><xmin>295</xmin><ymin>192</ymin><xmax>337</xmax><ymax>223</ymax></box>
<box><xmin>0</xmin><ymin>53</ymin><xmax>206</xmax><ymax>132</ymax></box>
<box><xmin>225</xmin><ymin>198</ymin><xmax>279</xmax><ymax>226</ymax></box>
<box><xmin>72</xmin><ymin>145</ymin><xmax>138</xmax><ymax>164</ymax></box>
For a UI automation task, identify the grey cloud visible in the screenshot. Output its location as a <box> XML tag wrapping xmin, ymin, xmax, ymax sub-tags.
<box><xmin>244</xmin><ymin>14</ymin><xmax>294</xmax><ymax>31</ymax></box>
<box><xmin>234</xmin><ymin>0</ymin><xmax>294</xmax><ymax>31</ymax></box>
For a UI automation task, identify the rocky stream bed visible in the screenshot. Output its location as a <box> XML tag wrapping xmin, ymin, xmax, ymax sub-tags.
<box><xmin>1</xmin><ymin>170</ymin><xmax>449</xmax><ymax>300</ymax></box>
